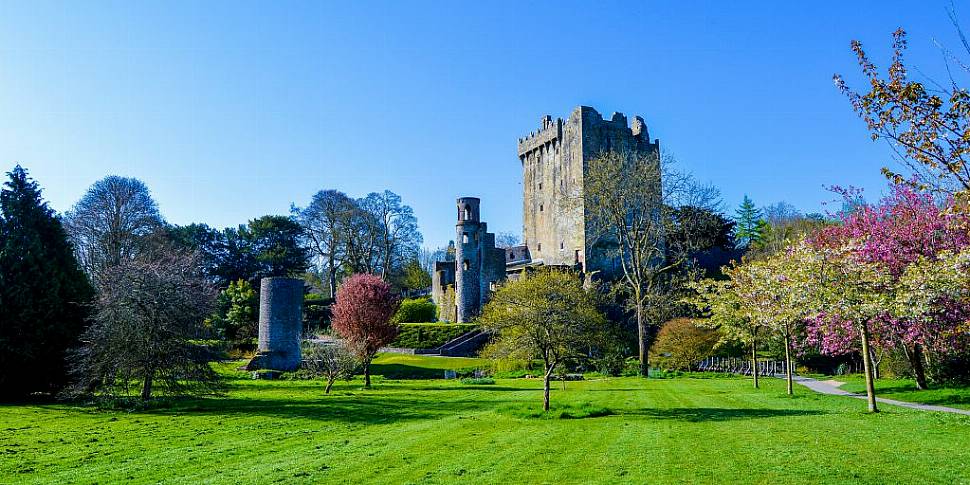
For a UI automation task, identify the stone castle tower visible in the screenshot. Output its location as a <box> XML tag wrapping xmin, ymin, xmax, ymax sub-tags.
<box><xmin>432</xmin><ymin>106</ymin><xmax>661</xmax><ymax>322</ymax></box>
<box><xmin>432</xmin><ymin>197</ymin><xmax>506</xmax><ymax>322</ymax></box>
<box><xmin>517</xmin><ymin>106</ymin><xmax>660</xmax><ymax>276</ymax></box>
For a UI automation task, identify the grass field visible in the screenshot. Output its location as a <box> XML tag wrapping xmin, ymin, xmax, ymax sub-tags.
<box><xmin>2</xmin><ymin>356</ymin><xmax>970</xmax><ymax>484</ymax></box>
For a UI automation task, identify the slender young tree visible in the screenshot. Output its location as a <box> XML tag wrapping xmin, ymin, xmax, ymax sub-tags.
<box><xmin>478</xmin><ymin>269</ymin><xmax>606</xmax><ymax>411</ymax></box>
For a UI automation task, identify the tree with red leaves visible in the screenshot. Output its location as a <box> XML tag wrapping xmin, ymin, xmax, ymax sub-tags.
<box><xmin>331</xmin><ymin>274</ymin><xmax>400</xmax><ymax>388</ymax></box>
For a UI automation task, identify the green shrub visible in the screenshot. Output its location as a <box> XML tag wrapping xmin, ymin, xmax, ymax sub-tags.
<box><xmin>390</xmin><ymin>323</ymin><xmax>477</xmax><ymax>349</ymax></box>
<box><xmin>392</xmin><ymin>298</ymin><xmax>437</xmax><ymax>323</ymax></box>
<box><xmin>649</xmin><ymin>318</ymin><xmax>719</xmax><ymax>371</ymax></box>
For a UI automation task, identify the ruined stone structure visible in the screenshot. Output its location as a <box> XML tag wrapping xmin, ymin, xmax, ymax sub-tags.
<box><xmin>246</xmin><ymin>277</ymin><xmax>304</xmax><ymax>371</ymax></box>
<box><xmin>432</xmin><ymin>106</ymin><xmax>660</xmax><ymax>322</ymax></box>
<box><xmin>517</xmin><ymin>106</ymin><xmax>660</xmax><ymax>276</ymax></box>
<box><xmin>432</xmin><ymin>198</ymin><xmax>505</xmax><ymax>322</ymax></box>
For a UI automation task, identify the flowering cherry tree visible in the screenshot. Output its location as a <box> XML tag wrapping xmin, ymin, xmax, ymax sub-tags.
<box><xmin>808</xmin><ymin>184</ymin><xmax>970</xmax><ymax>389</ymax></box>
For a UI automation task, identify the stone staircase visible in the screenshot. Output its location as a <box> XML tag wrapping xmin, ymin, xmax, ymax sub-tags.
<box><xmin>436</xmin><ymin>328</ymin><xmax>492</xmax><ymax>357</ymax></box>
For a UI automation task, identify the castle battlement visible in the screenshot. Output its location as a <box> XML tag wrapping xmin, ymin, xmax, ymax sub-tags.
<box><xmin>517</xmin><ymin>115</ymin><xmax>562</xmax><ymax>158</ymax></box>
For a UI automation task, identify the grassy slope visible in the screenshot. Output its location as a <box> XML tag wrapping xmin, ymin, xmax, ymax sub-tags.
<box><xmin>2</xmin><ymin>359</ymin><xmax>969</xmax><ymax>484</ymax></box>
<box><xmin>835</xmin><ymin>375</ymin><xmax>970</xmax><ymax>410</ymax></box>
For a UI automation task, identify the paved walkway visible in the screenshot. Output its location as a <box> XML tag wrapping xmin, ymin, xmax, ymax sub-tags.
<box><xmin>784</xmin><ymin>374</ymin><xmax>970</xmax><ymax>415</ymax></box>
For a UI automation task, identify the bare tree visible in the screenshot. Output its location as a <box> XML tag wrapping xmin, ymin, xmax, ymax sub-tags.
<box><xmin>293</xmin><ymin>190</ymin><xmax>356</xmax><ymax>298</ymax></box>
<box><xmin>301</xmin><ymin>340</ymin><xmax>358</xmax><ymax>394</ymax></box>
<box><xmin>64</xmin><ymin>176</ymin><xmax>165</xmax><ymax>281</ymax></box>
<box><xmin>582</xmin><ymin>150</ymin><xmax>721</xmax><ymax>377</ymax></box>
<box><xmin>66</xmin><ymin>250</ymin><xmax>218</xmax><ymax>401</ymax></box>
<box><xmin>358</xmin><ymin>191</ymin><xmax>422</xmax><ymax>279</ymax></box>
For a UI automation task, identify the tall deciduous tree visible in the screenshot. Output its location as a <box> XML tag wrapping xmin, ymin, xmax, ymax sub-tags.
<box><xmin>330</xmin><ymin>274</ymin><xmax>400</xmax><ymax>388</ymax></box>
<box><xmin>65</xmin><ymin>176</ymin><xmax>165</xmax><ymax>280</ymax></box>
<box><xmin>359</xmin><ymin>190</ymin><xmax>422</xmax><ymax>280</ymax></box>
<box><xmin>478</xmin><ymin>269</ymin><xmax>606</xmax><ymax>411</ymax></box>
<box><xmin>0</xmin><ymin>166</ymin><xmax>94</xmax><ymax>396</ymax></box>
<box><xmin>293</xmin><ymin>190</ymin><xmax>357</xmax><ymax>298</ymax></box>
<box><xmin>583</xmin><ymin>150</ymin><xmax>721</xmax><ymax>377</ymax></box>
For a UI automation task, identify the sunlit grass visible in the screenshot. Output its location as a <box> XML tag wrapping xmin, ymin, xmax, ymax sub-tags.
<box><xmin>2</xmin><ymin>359</ymin><xmax>969</xmax><ymax>484</ymax></box>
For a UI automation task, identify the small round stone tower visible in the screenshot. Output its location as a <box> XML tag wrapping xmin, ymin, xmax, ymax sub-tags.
<box><xmin>247</xmin><ymin>277</ymin><xmax>304</xmax><ymax>371</ymax></box>
<box><xmin>455</xmin><ymin>197</ymin><xmax>481</xmax><ymax>323</ymax></box>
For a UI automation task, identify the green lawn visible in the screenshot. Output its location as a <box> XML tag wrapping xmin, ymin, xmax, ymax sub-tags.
<box><xmin>2</xmin><ymin>358</ymin><xmax>970</xmax><ymax>484</ymax></box>
<box><xmin>835</xmin><ymin>375</ymin><xmax>970</xmax><ymax>410</ymax></box>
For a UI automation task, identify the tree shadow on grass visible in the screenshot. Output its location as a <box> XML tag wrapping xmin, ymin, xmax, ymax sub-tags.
<box><xmin>625</xmin><ymin>407</ymin><xmax>827</xmax><ymax>422</ymax></box>
<box><xmin>129</xmin><ymin>394</ymin><xmax>520</xmax><ymax>425</ymax></box>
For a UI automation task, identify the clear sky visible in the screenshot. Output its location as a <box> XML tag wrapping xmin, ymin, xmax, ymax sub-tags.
<box><xmin>0</xmin><ymin>1</ymin><xmax>961</xmax><ymax>248</ymax></box>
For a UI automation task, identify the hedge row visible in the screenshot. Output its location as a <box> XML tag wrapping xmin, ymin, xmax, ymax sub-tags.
<box><xmin>391</xmin><ymin>323</ymin><xmax>478</xmax><ymax>349</ymax></box>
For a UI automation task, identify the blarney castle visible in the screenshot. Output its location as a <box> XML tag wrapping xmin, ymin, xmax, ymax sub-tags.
<box><xmin>432</xmin><ymin>106</ymin><xmax>660</xmax><ymax>322</ymax></box>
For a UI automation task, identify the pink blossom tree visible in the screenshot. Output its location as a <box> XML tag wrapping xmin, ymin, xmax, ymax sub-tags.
<box><xmin>331</xmin><ymin>274</ymin><xmax>400</xmax><ymax>388</ymax></box>
<box><xmin>807</xmin><ymin>184</ymin><xmax>970</xmax><ymax>389</ymax></box>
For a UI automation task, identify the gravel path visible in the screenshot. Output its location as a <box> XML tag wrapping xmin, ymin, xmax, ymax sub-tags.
<box><xmin>787</xmin><ymin>374</ymin><xmax>970</xmax><ymax>415</ymax></box>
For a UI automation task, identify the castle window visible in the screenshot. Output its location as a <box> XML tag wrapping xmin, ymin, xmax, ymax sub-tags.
<box><xmin>539</xmin><ymin>204</ymin><xmax>543</xmax><ymax>212</ymax></box>
<box><xmin>462</xmin><ymin>260</ymin><xmax>470</xmax><ymax>271</ymax></box>
<box><xmin>539</xmin><ymin>182</ymin><xmax>542</xmax><ymax>190</ymax></box>
<box><xmin>560</xmin><ymin>241</ymin><xmax>564</xmax><ymax>250</ymax></box>
<box><xmin>537</xmin><ymin>243</ymin><xmax>542</xmax><ymax>252</ymax></box>
<box><xmin>462</xmin><ymin>233</ymin><xmax>469</xmax><ymax>244</ymax></box>
<box><xmin>463</xmin><ymin>206</ymin><xmax>471</xmax><ymax>220</ymax></box>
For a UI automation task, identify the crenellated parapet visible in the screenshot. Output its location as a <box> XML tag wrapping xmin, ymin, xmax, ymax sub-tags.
<box><xmin>517</xmin><ymin>115</ymin><xmax>562</xmax><ymax>158</ymax></box>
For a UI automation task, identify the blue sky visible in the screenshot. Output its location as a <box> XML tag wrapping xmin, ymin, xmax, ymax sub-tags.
<box><xmin>0</xmin><ymin>1</ymin><xmax>961</xmax><ymax>248</ymax></box>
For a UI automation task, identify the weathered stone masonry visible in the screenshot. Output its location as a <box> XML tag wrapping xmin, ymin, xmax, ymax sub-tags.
<box><xmin>246</xmin><ymin>277</ymin><xmax>304</xmax><ymax>371</ymax></box>
<box><xmin>517</xmin><ymin>106</ymin><xmax>660</xmax><ymax>277</ymax></box>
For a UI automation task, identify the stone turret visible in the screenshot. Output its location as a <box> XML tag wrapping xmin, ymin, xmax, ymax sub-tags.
<box><xmin>455</xmin><ymin>197</ymin><xmax>482</xmax><ymax>323</ymax></box>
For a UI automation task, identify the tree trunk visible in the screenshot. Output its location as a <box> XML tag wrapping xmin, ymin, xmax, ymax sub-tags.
<box><xmin>141</xmin><ymin>372</ymin><xmax>153</xmax><ymax>401</ymax></box>
<box><xmin>871</xmin><ymin>347</ymin><xmax>881</xmax><ymax>380</ymax></box>
<box><xmin>543</xmin><ymin>366</ymin><xmax>553</xmax><ymax>412</ymax></box>
<box><xmin>636</xmin><ymin>301</ymin><xmax>649</xmax><ymax>378</ymax></box>
<box><xmin>363</xmin><ymin>360</ymin><xmax>372</xmax><ymax>389</ymax></box>
<box><xmin>325</xmin><ymin>378</ymin><xmax>335</xmax><ymax>394</ymax></box>
<box><xmin>911</xmin><ymin>344</ymin><xmax>928</xmax><ymax>390</ymax></box>
<box><xmin>784</xmin><ymin>333</ymin><xmax>794</xmax><ymax>396</ymax></box>
<box><xmin>328</xmin><ymin>268</ymin><xmax>337</xmax><ymax>299</ymax></box>
<box><xmin>859</xmin><ymin>322</ymin><xmax>879</xmax><ymax>413</ymax></box>
<box><xmin>751</xmin><ymin>331</ymin><xmax>759</xmax><ymax>389</ymax></box>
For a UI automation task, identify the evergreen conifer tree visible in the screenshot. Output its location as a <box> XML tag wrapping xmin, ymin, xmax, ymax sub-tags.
<box><xmin>734</xmin><ymin>195</ymin><xmax>765</xmax><ymax>249</ymax></box>
<box><xmin>0</xmin><ymin>166</ymin><xmax>93</xmax><ymax>396</ymax></box>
